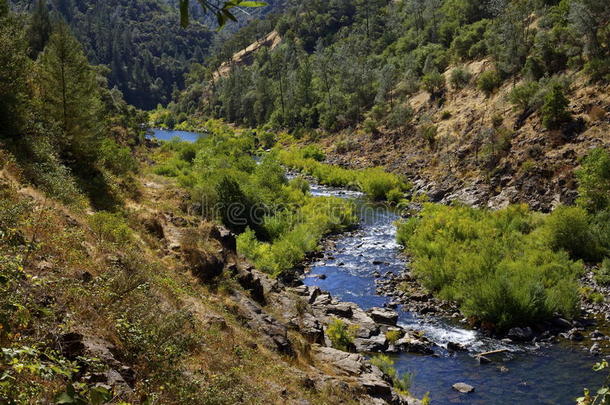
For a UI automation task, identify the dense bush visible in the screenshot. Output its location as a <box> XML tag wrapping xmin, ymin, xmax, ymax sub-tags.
<box><xmin>397</xmin><ymin>204</ymin><xmax>582</xmax><ymax>330</ymax></box>
<box><xmin>449</xmin><ymin>67</ymin><xmax>472</xmax><ymax>90</ymax></box>
<box><xmin>325</xmin><ymin>319</ymin><xmax>355</xmax><ymax>352</ymax></box>
<box><xmin>541</xmin><ymin>205</ymin><xmax>602</xmax><ymax>262</ymax></box>
<box><xmin>541</xmin><ymin>83</ymin><xmax>571</xmax><ymax>129</ymax></box>
<box><xmin>89</xmin><ymin>211</ymin><xmax>133</xmax><ymax>245</ymax></box>
<box><xmin>576</xmin><ymin>148</ymin><xmax>610</xmax><ymax>213</ymax></box>
<box><xmin>508</xmin><ymin>81</ymin><xmax>540</xmax><ymax>112</ymax></box>
<box><xmin>477</xmin><ymin>70</ymin><xmax>502</xmax><ymax>97</ymax></box>
<box><xmin>420</xmin><ymin>70</ymin><xmax>446</xmax><ymax>98</ymax></box>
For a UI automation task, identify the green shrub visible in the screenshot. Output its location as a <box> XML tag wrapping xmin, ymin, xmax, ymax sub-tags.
<box><xmin>370</xmin><ymin>355</ymin><xmax>412</xmax><ymax>394</ymax></box>
<box><xmin>449</xmin><ymin>67</ymin><xmax>472</xmax><ymax>90</ymax></box>
<box><xmin>595</xmin><ymin>259</ymin><xmax>610</xmax><ymax>286</ymax></box>
<box><xmin>584</xmin><ymin>57</ymin><xmax>610</xmax><ymax>83</ymax></box>
<box><xmin>508</xmin><ymin>82</ymin><xmax>540</xmax><ymax>112</ymax></box>
<box><xmin>386</xmin><ymin>104</ymin><xmax>414</xmax><ymax>131</ymax></box>
<box><xmin>542</xmin><ymin>205</ymin><xmax>601</xmax><ymax>261</ymax></box>
<box><xmin>450</xmin><ymin>19</ymin><xmax>490</xmax><ymax>60</ymax></box>
<box><xmin>89</xmin><ymin>211</ymin><xmax>133</xmax><ymax>245</ymax></box>
<box><xmin>363</xmin><ymin>118</ymin><xmax>379</xmax><ymax>135</ymax></box>
<box><xmin>386</xmin><ymin>188</ymin><xmax>403</xmax><ymax>205</ymax></box>
<box><xmin>326</xmin><ymin>319</ymin><xmax>355</xmax><ymax>352</ymax></box>
<box><xmin>420</xmin><ymin>124</ymin><xmax>437</xmax><ymax>148</ymax></box>
<box><xmin>477</xmin><ymin>70</ymin><xmax>502</xmax><ymax>97</ymax></box>
<box><xmin>398</xmin><ymin>204</ymin><xmax>582</xmax><ymax>330</ymax></box>
<box><xmin>420</xmin><ymin>70</ymin><xmax>445</xmax><ymax>97</ymax></box>
<box><xmin>541</xmin><ymin>83</ymin><xmax>571</xmax><ymax>129</ymax></box>
<box><xmin>576</xmin><ymin>148</ymin><xmax>610</xmax><ymax>213</ymax></box>
<box><xmin>98</xmin><ymin>139</ymin><xmax>138</xmax><ymax>175</ymax></box>
<box><xmin>385</xmin><ymin>329</ymin><xmax>403</xmax><ymax>344</ymax></box>
<box><xmin>301</xmin><ymin>145</ymin><xmax>325</xmax><ymax>161</ymax></box>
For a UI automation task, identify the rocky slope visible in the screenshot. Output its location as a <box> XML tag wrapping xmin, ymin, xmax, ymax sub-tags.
<box><xmin>321</xmin><ymin>62</ymin><xmax>610</xmax><ymax>212</ymax></box>
<box><xmin>0</xmin><ymin>153</ymin><xmax>423</xmax><ymax>404</ymax></box>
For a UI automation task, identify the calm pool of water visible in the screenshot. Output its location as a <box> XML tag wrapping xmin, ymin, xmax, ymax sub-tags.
<box><xmin>149</xmin><ymin>128</ymin><xmax>201</xmax><ymax>143</ymax></box>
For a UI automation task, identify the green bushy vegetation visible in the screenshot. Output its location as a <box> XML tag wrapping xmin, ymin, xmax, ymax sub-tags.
<box><xmin>397</xmin><ymin>204</ymin><xmax>582</xmax><ymax>330</ymax></box>
<box><xmin>325</xmin><ymin>319</ymin><xmax>356</xmax><ymax>352</ymax></box>
<box><xmin>152</xmin><ymin>121</ymin><xmax>358</xmax><ymax>276</ymax></box>
<box><xmin>397</xmin><ymin>148</ymin><xmax>610</xmax><ymax>330</ymax></box>
<box><xmin>477</xmin><ymin>69</ymin><xmax>502</xmax><ymax>97</ymax></box>
<box><xmin>276</xmin><ymin>147</ymin><xmax>410</xmax><ymax>201</ymax></box>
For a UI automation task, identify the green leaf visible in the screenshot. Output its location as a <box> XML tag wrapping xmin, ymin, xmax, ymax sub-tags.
<box><xmin>236</xmin><ymin>1</ymin><xmax>267</xmax><ymax>7</ymax></box>
<box><xmin>89</xmin><ymin>386</ymin><xmax>111</xmax><ymax>405</ymax></box>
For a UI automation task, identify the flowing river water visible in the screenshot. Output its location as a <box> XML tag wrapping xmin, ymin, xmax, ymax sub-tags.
<box><xmin>154</xmin><ymin>129</ymin><xmax>607</xmax><ymax>404</ymax></box>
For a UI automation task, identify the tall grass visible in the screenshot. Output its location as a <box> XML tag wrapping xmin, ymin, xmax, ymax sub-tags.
<box><xmin>397</xmin><ymin>204</ymin><xmax>582</xmax><ymax>330</ymax></box>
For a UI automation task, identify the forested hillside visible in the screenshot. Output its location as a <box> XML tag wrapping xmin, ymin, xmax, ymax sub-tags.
<box><xmin>172</xmin><ymin>0</ymin><xmax>608</xmax><ymax>129</ymax></box>
<box><xmin>10</xmin><ymin>0</ymin><xmax>216</xmax><ymax>109</ymax></box>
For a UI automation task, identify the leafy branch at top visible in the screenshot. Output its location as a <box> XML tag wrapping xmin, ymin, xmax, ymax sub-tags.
<box><xmin>179</xmin><ymin>0</ymin><xmax>267</xmax><ymax>29</ymax></box>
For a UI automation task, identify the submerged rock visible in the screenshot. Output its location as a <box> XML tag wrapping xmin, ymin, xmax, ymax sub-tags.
<box><xmin>452</xmin><ymin>382</ymin><xmax>475</xmax><ymax>393</ymax></box>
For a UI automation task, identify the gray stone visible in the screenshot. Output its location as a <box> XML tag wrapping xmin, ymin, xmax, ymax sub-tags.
<box><xmin>452</xmin><ymin>382</ymin><xmax>475</xmax><ymax>393</ymax></box>
<box><xmin>367</xmin><ymin>307</ymin><xmax>398</xmax><ymax>325</ymax></box>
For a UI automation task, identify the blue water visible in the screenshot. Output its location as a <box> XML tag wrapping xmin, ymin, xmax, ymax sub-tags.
<box><xmin>149</xmin><ymin>128</ymin><xmax>201</xmax><ymax>143</ymax></box>
<box><xmin>301</xmin><ymin>181</ymin><xmax>608</xmax><ymax>405</ymax></box>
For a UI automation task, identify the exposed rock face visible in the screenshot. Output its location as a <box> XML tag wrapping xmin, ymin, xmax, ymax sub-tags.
<box><xmin>183</xmin><ymin>248</ymin><xmax>224</xmax><ymax>281</ymax></box>
<box><xmin>312</xmin><ymin>346</ymin><xmax>416</xmax><ymax>405</ymax></box>
<box><xmin>232</xmin><ymin>293</ymin><xmax>294</xmax><ymax>356</ymax></box>
<box><xmin>58</xmin><ymin>333</ymin><xmax>135</xmax><ymax>395</ymax></box>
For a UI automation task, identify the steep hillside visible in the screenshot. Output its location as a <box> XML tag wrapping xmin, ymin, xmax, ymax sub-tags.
<box><xmin>168</xmin><ymin>0</ymin><xmax>609</xmax><ymax>209</ymax></box>
<box><xmin>0</xmin><ymin>149</ymin><xmax>422</xmax><ymax>404</ymax></box>
<box><xmin>321</xmin><ymin>62</ymin><xmax>610</xmax><ymax>211</ymax></box>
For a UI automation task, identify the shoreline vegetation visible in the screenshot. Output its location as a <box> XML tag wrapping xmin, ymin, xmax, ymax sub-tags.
<box><xmin>396</xmin><ymin>147</ymin><xmax>610</xmax><ymax>332</ymax></box>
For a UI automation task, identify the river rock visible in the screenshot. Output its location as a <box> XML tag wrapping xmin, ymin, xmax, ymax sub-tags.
<box><xmin>354</xmin><ymin>334</ymin><xmax>388</xmax><ymax>352</ymax></box>
<box><xmin>367</xmin><ymin>307</ymin><xmax>398</xmax><ymax>325</ymax></box>
<box><xmin>395</xmin><ymin>335</ymin><xmax>434</xmax><ymax>354</ymax></box>
<box><xmin>326</xmin><ymin>302</ymin><xmax>354</xmax><ymax>318</ymax></box>
<box><xmin>590</xmin><ymin>343</ymin><xmax>601</xmax><ymax>355</ymax></box>
<box><xmin>452</xmin><ymin>382</ymin><xmax>475</xmax><ymax>393</ymax></box>
<box><xmin>507</xmin><ymin>327</ymin><xmax>533</xmax><ymax>342</ymax></box>
<box><xmin>447</xmin><ymin>341</ymin><xmax>467</xmax><ymax>352</ymax></box>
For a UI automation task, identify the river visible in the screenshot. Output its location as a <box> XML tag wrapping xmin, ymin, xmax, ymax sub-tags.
<box><xmin>163</xmin><ymin>129</ymin><xmax>607</xmax><ymax>404</ymax></box>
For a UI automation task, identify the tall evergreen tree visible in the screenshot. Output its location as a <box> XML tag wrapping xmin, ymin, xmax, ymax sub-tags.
<box><xmin>27</xmin><ymin>0</ymin><xmax>52</xmax><ymax>58</ymax></box>
<box><xmin>0</xmin><ymin>14</ymin><xmax>30</xmax><ymax>139</ymax></box>
<box><xmin>37</xmin><ymin>22</ymin><xmax>103</xmax><ymax>163</ymax></box>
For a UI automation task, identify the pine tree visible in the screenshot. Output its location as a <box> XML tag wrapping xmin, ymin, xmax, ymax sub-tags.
<box><xmin>27</xmin><ymin>0</ymin><xmax>52</xmax><ymax>58</ymax></box>
<box><xmin>37</xmin><ymin>22</ymin><xmax>103</xmax><ymax>163</ymax></box>
<box><xmin>541</xmin><ymin>83</ymin><xmax>571</xmax><ymax>129</ymax></box>
<box><xmin>0</xmin><ymin>14</ymin><xmax>30</xmax><ymax>138</ymax></box>
<box><xmin>0</xmin><ymin>0</ymin><xmax>8</xmax><ymax>18</ymax></box>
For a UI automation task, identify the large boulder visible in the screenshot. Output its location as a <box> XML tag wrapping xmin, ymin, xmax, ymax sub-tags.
<box><xmin>367</xmin><ymin>307</ymin><xmax>398</xmax><ymax>325</ymax></box>
<box><xmin>183</xmin><ymin>248</ymin><xmax>224</xmax><ymax>281</ymax></box>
